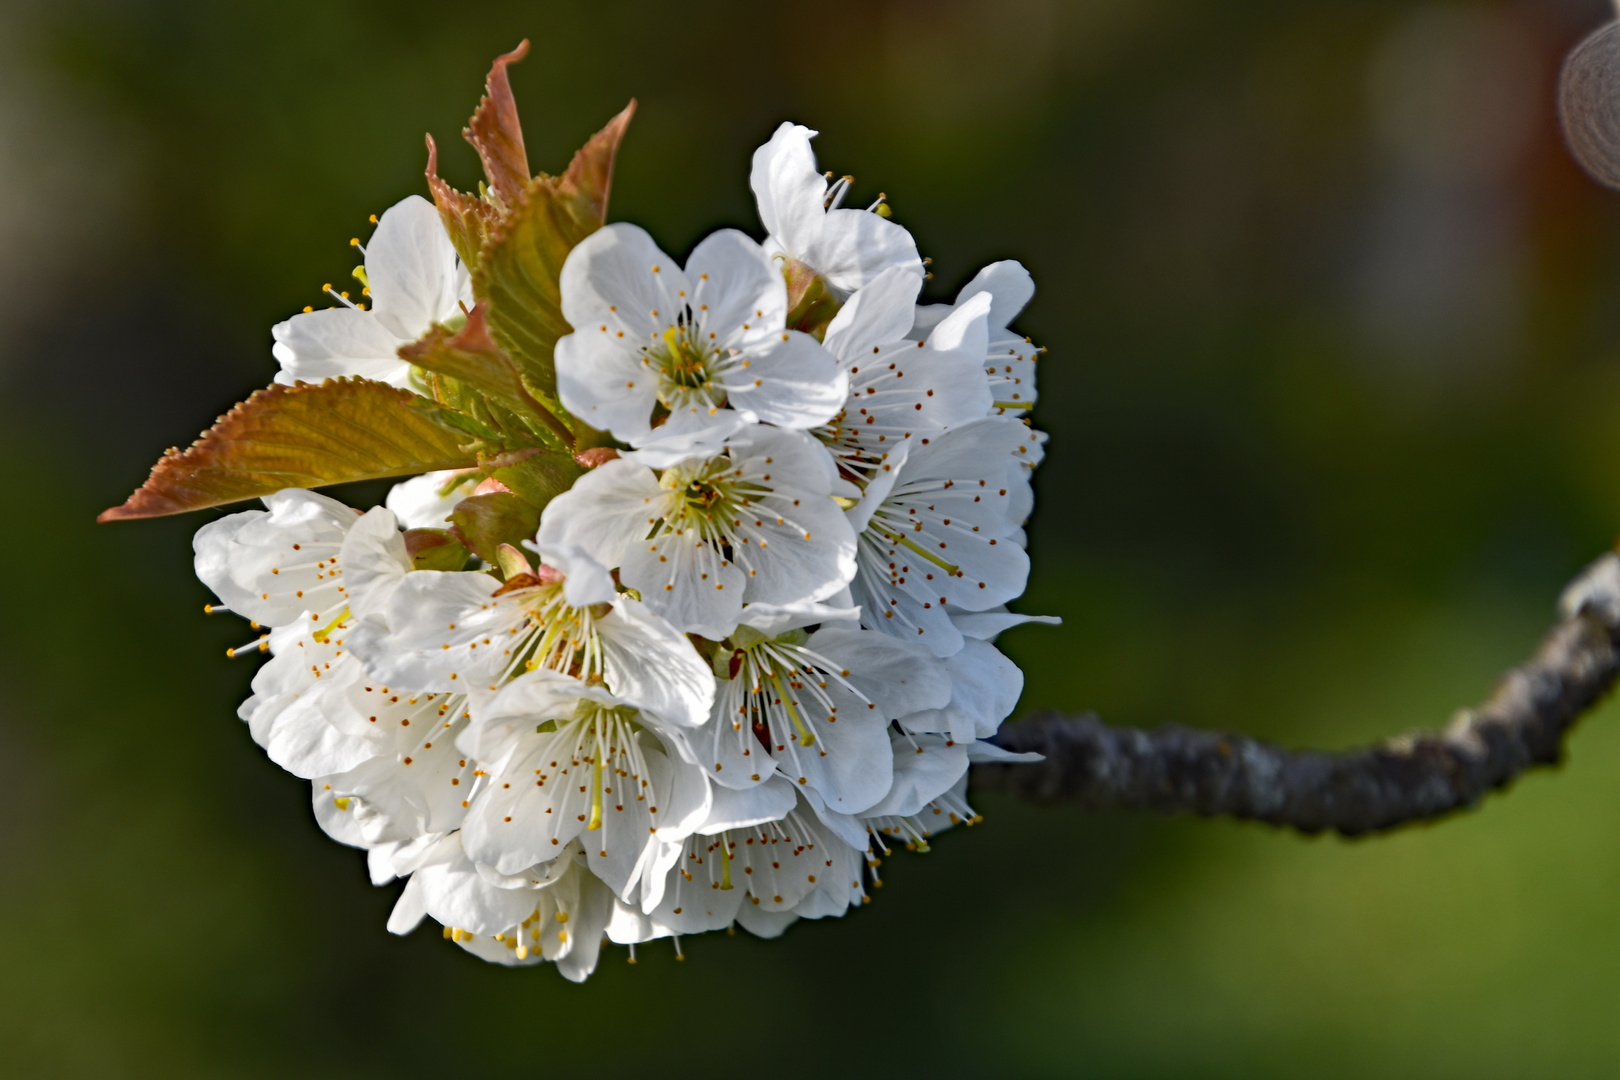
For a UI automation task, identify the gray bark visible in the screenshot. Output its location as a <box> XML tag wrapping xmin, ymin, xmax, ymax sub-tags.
<box><xmin>972</xmin><ymin>552</ymin><xmax>1620</xmax><ymax>836</ymax></box>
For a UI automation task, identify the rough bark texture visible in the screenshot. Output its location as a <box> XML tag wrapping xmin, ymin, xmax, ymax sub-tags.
<box><xmin>974</xmin><ymin>552</ymin><xmax>1620</xmax><ymax>836</ymax></box>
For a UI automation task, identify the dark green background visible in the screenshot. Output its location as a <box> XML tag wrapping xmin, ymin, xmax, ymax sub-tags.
<box><xmin>5</xmin><ymin>0</ymin><xmax>1620</xmax><ymax>1075</ymax></box>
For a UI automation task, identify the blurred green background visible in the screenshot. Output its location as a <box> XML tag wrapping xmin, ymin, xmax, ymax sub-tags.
<box><xmin>5</xmin><ymin>0</ymin><xmax>1620</xmax><ymax>1075</ymax></box>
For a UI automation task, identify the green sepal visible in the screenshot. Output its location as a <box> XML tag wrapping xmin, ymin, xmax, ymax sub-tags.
<box><xmin>447</xmin><ymin>492</ymin><xmax>542</xmax><ymax>565</ymax></box>
<box><xmin>481</xmin><ymin>447</ymin><xmax>582</xmax><ymax>514</ymax></box>
<box><xmin>403</xmin><ymin>528</ymin><xmax>472</xmax><ymax>571</ymax></box>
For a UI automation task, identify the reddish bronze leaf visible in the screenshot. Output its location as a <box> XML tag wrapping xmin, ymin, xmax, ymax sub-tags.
<box><xmin>425</xmin><ymin>133</ymin><xmax>497</xmax><ymax>270</ymax></box>
<box><xmin>99</xmin><ymin>379</ymin><xmax>479</xmax><ymax>521</ymax></box>
<box><xmin>555</xmin><ymin>99</ymin><xmax>636</xmax><ymax>226</ymax></box>
<box><xmin>401</xmin><ymin>304</ymin><xmax>574</xmax><ymax>446</ymax></box>
<box><xmin>464</xmin><ymin>40</ymin><xmax>532</xmax><ymax>203</ymax></box>
<box><xmin>475</xmin><ymin>102</ymin><xmax>637</xmax><ymax>395</ymax></box>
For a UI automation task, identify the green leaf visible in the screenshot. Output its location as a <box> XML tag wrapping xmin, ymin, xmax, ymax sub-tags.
<box><xmin>99</xmin><ymin>378</ymin><xmax>479</xmax><ymax>521</ymax></box>
<box><xmin>474</xmin><ymin>101</ymin><xmax>636</xmax><ymax>396</ymax></box>
<box><xmin>400</xmin><ymin>304</ymin><xmax>574</xmax><ymax>448</ymax></box>
<box><xmin>447</xmin><ymin>492</ymin><xmax>541</xmax><ymax>565</ymax></box>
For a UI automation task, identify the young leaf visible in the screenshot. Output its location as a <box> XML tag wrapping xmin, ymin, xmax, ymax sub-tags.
<box><xmin>475</xmin><ymin>101</ymin><xmax>636</xmax><ymax>396</ymax></box>
<box><xmin>464</xmin><ymin>40</ymin><xmax>531</xmax><ymax>203</ymax></box>
<box><xmin>99</xmin><ymin>379</ymin><xmax>479</xmax><ymax>521</ymax></box>
<box><xmin>400</xmin><ymin>304</ymin><xmax>573</xmax><ymax>447</ymax></box>
<box><xmin>423</xmin><ymin>42</ymin><xmax>533</xmax><ymax>267</ymax></box>
<box><xmin>425</xmin><ymin>134</ymin><xmax>496</xmax><ymax>270</ymax></box>
<box><xmin>447</xmin><ymin>492</ymin><xmax>541</xmax><ymax>565</ymax></box>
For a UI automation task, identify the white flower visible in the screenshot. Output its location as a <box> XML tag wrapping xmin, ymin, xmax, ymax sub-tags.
<box><xmin>896</xmin><ymin>638</ymin><xmax>1023</xmax><ymax>743</ymax></box>
<box><xmin>868</xmin><ymin>732</ymin><xmax>968</xmax><ymax>814</ymax></box>
<box><xmin>456</xmin><ymin>671</ymin><xmax>712</xmax><ymax>900</ymax></box>
<box><xmin>865</xmin><ymin>774</ymin><xmax>979</xmax><ymax>857</ymax></box>
<box><xmin>911</xmin><ymin>260</ymin><xmax>1042</xmax><ymax>416</ymax></box>
<box><xmin>236</xmin><ymin>619</ymin><xmax>370</xmax><ymax>780</ymax></box>
<box><xmin>537</xmin><ymin>425</ymin><xmax>857</xmax><ymax>639</ymax></box>
<box><xmin>644</xmin><ymin>782</ymin><xmax>868</xmax><ymax>937</ymax></box>
<box><xmin>386</xmin><ymin>835</ymin><xmax>620</xmax><ymax>982</ymax></box>
<box><xmin>345</xmin><ymin>543</ymin><xmax>713</xmax><ymax>728</ymax></box>
<box><xmin>220</xmin><ymin>506</ymin><xmax>474</xmax><ymax>844</ymax></box>
<box><xmin>818</xmin><ymin>273</ymin><xmax>994</xmax><ymax>483</ymax></box>
<box><xmin>845</xmin><ymin>418</ymin><xmax>1034</xmax><ymax>655</ymax></box>
<box><xmin>699</xmin><ymin>603</ymin><xmax>949</xmax><ymax>812</ymax></box>
<box><xmin>194</xmin><ymin>488</ymin><xmax>357</xmax><ymax>628</ymax></box>
<box><xmin>750</xmin><ymin>123</ymin><xmax>923</xmax><ymax>298</ymax></box>
<box><xmin>271</xmin><ymin>195</ymin><xmax>471</xmax><ymax>388</ymax></box>
<box><xmin>384</xmin><ymin>470</ymin><xmax>480</xmax><ymax>529</ymax></box>
<box><xmin>555</xmin><ymin>223</ymin><xmax>846</xmax><ymax>464</ymax></box>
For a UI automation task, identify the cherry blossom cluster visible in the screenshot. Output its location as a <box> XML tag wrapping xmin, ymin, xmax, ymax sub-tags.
<box><xmin>197</xmin><ymin>123</ymin><xmax>1052</xmax><ymax>979</ymax></box>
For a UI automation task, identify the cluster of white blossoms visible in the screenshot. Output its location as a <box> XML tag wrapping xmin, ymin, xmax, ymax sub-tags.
<box><xmin>195</xmin><ymin>123</ymin><xmax>1053</xmax><ymax>980</ymax></box>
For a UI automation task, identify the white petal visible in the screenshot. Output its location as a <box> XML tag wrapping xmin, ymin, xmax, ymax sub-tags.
<box><xmin>861</xmin><ymin>734</ymin><xmax>968</xmax><ymax>818</ymax></box>
<box><xmin>536</xmin><ymin>458</ymin><xmax>661</xmax><ymax>588</ymax></box>
<box><xmin>749</xmin><ymin>123</ymin><xmax>828</xmax><ymax>258</ymax></box>
<box><xmin>555</xmin><ymin>326</ymin><xmax>662</xmax><ymax>444</ymax></box>
<box><xmin>599</xmin><ymin>598</ymin><xmax>716</xmax><ymax>729</ymax></box>
<box><xmin>222</xmin><ymin>489</ymin><xmax>357</xmax><ymax>626</ymax></box>
<box><xmin>953</xmin><ymin>260</ymin><xmax>1035</xmax><ymax>332</ymax></box>
<box><xmin>822</xmin><ymin>264</ymin><xmax>923</xmax><ymax>362</ymax></box>
<box><xmin>697</xmin><ymin>775</ymin><xmax>798</xmax><ymax>832</ymax></box>
<box><xmin>806</xmin><ymin>627</ymin><xmax>952</xmax><ymax>717</ymax></box>
<box><xmin>725</xmin><ymin>330</ymin><xmax>848</xmax><ymax>430</ymax></box>
<box><xmin>311</xmin><ymin>778</ymin><xmax>368</xmax><ymax>848</ymax></box>
<box><xmin>387</xmin><ymin>874</ymin><xmax>428</xmax><ymax>934</ymax></box>
<box><xmin>900</xmin><ymin>638</ymin><xmax>1023</xmax><ymax>741</ymax></box>
<box><xmin>948</xmin><ymin>607</ymin><xmax>1062</xmax><ymax>640</ymax></box>
<box><xmin>193</xmin><ymin>510</ymin><xmax>265</xmax><ymax>615</ymax></box>
<box><xmin>347</xmin><ymin>570</ymin><xmax>505</xmax><ymax>691</ymax></box>
<box><xmin>622</xmin><ymin>528</ymin><xmax>746</xmax><ymax>639</ymax></box>
<box><xmin>552</xmin><ymin>873</ymin><xmax>615</xmax><ymax>982</ymax></box>
<box><xmin>735</xmin><ymin>599</ymin><xmax>862</xmax><ymax>638</ymax></box>
<box><xmin>807</xmin><ymin>207</ymin><xmax>923</xmax><ymax>297</ymax></box>
<box><xmin>384</xmin><ymin>470</ymin><xmax>476</xmax><ymax>529</ymax></box>
<box><xmin>685</xmin><ymin>228</ymin><xmax>787</xmax><ymax>345</ymax></box>
<box><xmin>339</xmin><ymin>506</ymin><xmax>410</xmax><ymax>621</ymax></box>
<box><xmin>558</xmin><ymin>222</ymin><xmax>686</xmax><ymax>343</ymax></box>
<box><xmin>365</xmin><ymin>195</ymin><xmax>464</xmax><ymax>340</ymax></box>
<box><xmin>413</xmin><ymin>841</ymin><xmax>555</xmax><ymax>936</ymax></box>
<box><xmin>734</xmin><ymin>902</ymin><xmax>799</xmax><ymax>938</ymax></box>
<box><xmin>271</xmin><ymin>307</ymin><xmax>412</xmax><ymax>388</ymax></box>
<box><xmin>965</xmin><ymin>740</ymin><xmax>1043</xmax><ymax>764</ymax></box>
